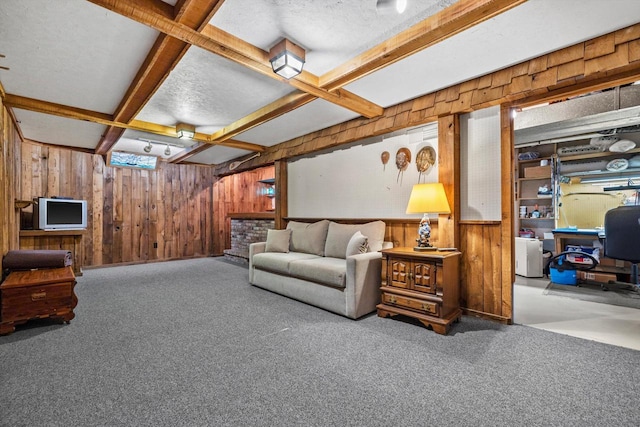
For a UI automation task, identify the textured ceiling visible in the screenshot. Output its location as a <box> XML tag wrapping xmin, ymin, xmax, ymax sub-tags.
<box><xmin>1</xmin><ymin>0</ymin><xmax>640</xmax><ymax>165</ymax></box>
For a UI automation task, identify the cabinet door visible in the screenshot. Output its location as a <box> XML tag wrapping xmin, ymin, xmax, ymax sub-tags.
<box><xmin>413</xmin><ymin>262</ymin><xmax>437</xmax><ymax>294</ymax></box>
<box><xmin>388</xmin><ymin>260</ymin><xmax>410</xmax><ymax>289</ymax></box>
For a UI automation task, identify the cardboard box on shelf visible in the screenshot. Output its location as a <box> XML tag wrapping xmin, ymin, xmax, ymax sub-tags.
<box><xmin>524</xmin><ymin>165</ymin><xmax>551</xmax><ymax>178</ymax></box>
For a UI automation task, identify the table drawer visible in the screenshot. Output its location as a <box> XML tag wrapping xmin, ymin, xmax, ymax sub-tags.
<box><xmin>1</xmin><ymin>283</ymin><xmax>73</xmax><ymax>321</ymax></box>
<box><xmin>381</xmin><ymin>292</ymin><xmax>439</xmax><ymax>316</ymax></box>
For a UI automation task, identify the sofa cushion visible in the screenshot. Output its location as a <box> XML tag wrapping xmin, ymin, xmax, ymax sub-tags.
<box><xmin>252</xmin><ymin>252</ymin><xmax>320</xmax><ymax>275</ymax></box>
<box><xmin>324</xmin><ymin>221</ymin><xmax>386</xmax><ymax>258</ymax></box>
<box><xmin>286</xmin><ymin>220</ymin><xmax>330</xmax><ymax>256</ymax></box>
<box><xmin>345</xmin><ymin>231</ymin><xmax>369</xmax><ymax>257</ymax></box>
<box><xmin>288</xmin><ymin>257</ymin><xmax>347</xmax><ymax>288</ymax></box>
<box><xmin>265</xmin><ymin>229</ymin><xmax>291</xmax><ymax>253</ymax></box>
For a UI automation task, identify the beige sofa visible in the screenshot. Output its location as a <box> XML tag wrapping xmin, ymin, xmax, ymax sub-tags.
<box><xmin>249</xmin><ymin>220</ymin><xmax>391</xmax><ymax>319</ymax></box>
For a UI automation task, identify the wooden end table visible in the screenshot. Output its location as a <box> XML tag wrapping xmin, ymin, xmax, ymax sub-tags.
<box><xmin>377</xmin><ymin>247</ymin><xmax>461</xmax><ymax>335</ymax></box>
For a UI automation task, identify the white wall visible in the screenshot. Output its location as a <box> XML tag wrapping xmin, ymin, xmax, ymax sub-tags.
<box><xmin>288</xmin><ymin>124</ymin><xmax>438</xmax><ymax>218</ymax></box>
<box><xmin>460</xmin><ymin>106</ymin><xmax>502</xmax><ymax>221</ymax></box>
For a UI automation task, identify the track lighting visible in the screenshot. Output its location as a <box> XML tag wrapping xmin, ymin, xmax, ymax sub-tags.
<box><xmin>376</xmin><ymin>0</ymin><xmax>407</xmax><ymax>14</ymax></box>
<box><xmin>164</xmin><ymin>144</ymin><xmax>171</xmax><ymax>156</ymax></box>
<box><xmin>143</xmin><ymin>142</ymin><xmax>152</xmax><ymax>153</ymax></box>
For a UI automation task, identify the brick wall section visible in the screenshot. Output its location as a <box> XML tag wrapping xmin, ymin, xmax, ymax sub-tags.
<box><xmin>223</xmin><ymin>218</ymin><xmax>274</xmax><ymax>264</ymax></box>
<box><xmin>218</xmin><ymin>23</ymin><xmax>640</xmax><ymax>174</ymax></box>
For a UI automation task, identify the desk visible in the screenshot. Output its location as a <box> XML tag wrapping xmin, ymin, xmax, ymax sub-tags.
<box><xmin>552</xmin><ymin>228</ymin><xmax>603</xmax><ymax>255</ymax></box>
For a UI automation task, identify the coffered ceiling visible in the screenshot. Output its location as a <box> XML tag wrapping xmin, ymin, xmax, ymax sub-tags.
<box><xmin>1</xmin><ymin>0</ymin><xmax>639</xmax><ymax>166</ymax></box>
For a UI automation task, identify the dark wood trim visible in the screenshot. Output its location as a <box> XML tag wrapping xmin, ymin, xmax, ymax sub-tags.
<box><xmin>500</xmin><ymin>104</ymin><xmax>515</xmax><ymax>320</ymax></box>
<box><xmin>458</xmin><ymin>220</ymin><xmax>502</xmax><ymax>225</ymax></box>
<box><xmin>227</xmin><ymin>212</ymin><xmax>275</xmax><ymax>219</ymax></box>
<box><xmin>462</xmin><ymin>308</ymin><xmax>512</xmax><ymax>325</ymax></box>
<box><xmin>284</xmin><ymin>217</ymin><xmax>434</xmax><ymax>224</ymax></box>
<box><xmin>274</xmin><ymin>160</ymin><xmax>287</xmax><ymax>230</ymax></box>
<box><xmin>19</xmin><ymin>230</ymin><xmax>86</xmax><ymax>237</ymax></box>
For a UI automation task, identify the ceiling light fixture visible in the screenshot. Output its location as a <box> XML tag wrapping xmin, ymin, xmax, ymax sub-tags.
<box><xmin>176</xmin><ymin>123</ymin><xmax>195</xmax><ymax>140</ymax></box>
<box><xmin>164</xmin><ymin>144</ymin><xmax>171</xmax><ymax>156</ymax></box>
<box><xmin>143</xmin><ymin>141</ymin><xmax>152</xmax><ymax>153</ymax></box>
<box><xmin>269</xmin><ymin>38</ymin><xmax>305</xmax><ymax>80</ymax></box>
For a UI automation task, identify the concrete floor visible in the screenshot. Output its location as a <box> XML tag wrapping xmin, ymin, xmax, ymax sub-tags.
<box><xmin>513</xmin><ymin>275</ymin><xmax>640</xmax><ymax>351</ymax></box>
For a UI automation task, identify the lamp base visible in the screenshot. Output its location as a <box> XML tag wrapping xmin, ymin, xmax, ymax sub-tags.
<box><xmin>413</xmin><ymin>246</ymin><xmax>438</xmax><ymax>252</ymax></box>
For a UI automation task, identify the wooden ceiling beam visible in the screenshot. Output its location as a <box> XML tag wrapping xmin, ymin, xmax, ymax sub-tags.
<box><xmin>173</xmin><ymin>91</ymin><xmax>316</xmax><ymax>163</ymax></box>
<box><xmin>208</xmin><ymin>91</ymin><xmax>314</xmax><ymax>142</ymax></box>
<box><xmin>184</xmin><ymin>0</ymin><xmax>526</xmax><ymax>161</ymax></box>
<box><xmin>5</xmin><ymin>94</ymin><xmax>264</xmax><ymax>152</ymax></box>
<box><xmin>86</xmin><ymin>0</ymin><xmax>383</xmax><ymax>119</ymax></box>
<box><xmin>320</xmin><ymin>0</ymin><xmax>528</xmax><ymax>90</ymax></box>
<box><xmin>95</xmin><ymin>0</ymin><xmax>225</xmax><ymax>155</ymax></box>
<box><xmin>5</xmin><ymin>94</ymin><xmax>115</xmax><ymax>125</ymax></box>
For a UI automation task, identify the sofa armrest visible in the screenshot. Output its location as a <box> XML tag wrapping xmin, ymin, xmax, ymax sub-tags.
<box><xmin>249</xmin><ymin>242</ymin><xmax>266</xmax><ymax>257</ymax></box>
<box><xmin>345</xmin><ymin>251</ymin><xmax>383</xmax><ymax>318</ymax></box>
<box><xmin>249</xmin><ymin>242</ymin><xmax>267</xmax><ymax>283</ymax></box>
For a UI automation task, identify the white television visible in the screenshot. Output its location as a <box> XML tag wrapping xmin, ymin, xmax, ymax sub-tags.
<box><xmin>36</xmin><ymin>198</ymin><xmax>87</xmax><ymax>230</ymax></box>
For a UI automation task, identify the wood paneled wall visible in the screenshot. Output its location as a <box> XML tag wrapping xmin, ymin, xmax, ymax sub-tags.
<box><xmin>212</xmin><ymin>166</ymin><xmax>275</xmax><ymax>255</ymax></box>
<box><xmin>459</xmin><ymin>222</ymin><xmax>509</xmax><ymax>321</ymax></box>
<box><xmin>0</xmin><ymin>95</ymin><xmax>21</xmax><ymax>256</ymax></box>
<box><xmin>18</xmin><ymin>141</ymin><xmax>215</xmax><ymax>267</ymax></box>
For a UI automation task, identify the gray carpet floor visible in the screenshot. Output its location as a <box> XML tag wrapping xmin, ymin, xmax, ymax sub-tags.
<box><xmin>1</xmin><ymin>258</ymin><xmax>639</xmax><ymax>427</ymax></box>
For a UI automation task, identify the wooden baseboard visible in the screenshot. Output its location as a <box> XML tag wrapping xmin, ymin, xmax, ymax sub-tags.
<box><xmin>461</xmin><ymin>307</ymin><xmax>512</xmax><ymax>325</ymax></box>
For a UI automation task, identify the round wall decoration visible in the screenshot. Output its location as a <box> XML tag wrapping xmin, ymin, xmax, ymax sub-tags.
<box><xmin>416</xmin><ymin>145</ymin><xmax>436</xmax><ymax>181</ymax></box>
<box><xmin>381</xmin><ymin>151</ymin><xmax>390</xmax><ymax>170</ymax></box>
<box><xmin>395</xmin><ymin>147</ymin><xmax>411</xmax><ymax>184</ymax></box>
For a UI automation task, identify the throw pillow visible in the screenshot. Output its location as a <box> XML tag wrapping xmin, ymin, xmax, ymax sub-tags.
<box><xmin>265</xmin><ymin>229</ymin><xmax>292</xmax><ymax>253</ymax></box>
<box><xmin>286</xmin><ymin>220</ymin><xmax>330</xmax><ymax>256</ymax></box>
<box><xmin>345</xmin><ymin>231</ymin><xmax>369</xmax><ymax>257</ymax></box>
<box><xmin>324</xmin><ymin>220</ymin><xmax>386</xmax><ymax>258</ymax></box>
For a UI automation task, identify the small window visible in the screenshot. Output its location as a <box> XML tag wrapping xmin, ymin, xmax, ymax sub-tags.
<box><xmin>107</xmin><ymin>151</ymin><xmax>158</xmax><ymax>170</ymax></box>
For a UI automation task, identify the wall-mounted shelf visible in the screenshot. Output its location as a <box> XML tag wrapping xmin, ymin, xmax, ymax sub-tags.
<box><xmin>560</xmin><ymin>167</ymin><xmax>640</xmax><ymax>178</ymax></box>
<box><xmin>557</xmin><ymin>147</ymin><xmax>640</xmax><ymax>162</ymax></box>
<box><xmin>258</xmin><ymin>178</ymin><xmax>276</xmax><ymax>210</ymax></box>
<box><xmin>14</xmin><ymin>200</ymin><xmax>33</xmax><ymax>209</ymax></box>
<box><xmin>515</xmin><ymin>147</ymin><xmax>556</xmax><ymax>238</ymax></box>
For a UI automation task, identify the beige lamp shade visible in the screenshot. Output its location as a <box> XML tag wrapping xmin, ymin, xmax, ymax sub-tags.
<box><xmin>406</xmin><ymin>183</ymin><xmax>451</xmax><ymax>214</ymax></box>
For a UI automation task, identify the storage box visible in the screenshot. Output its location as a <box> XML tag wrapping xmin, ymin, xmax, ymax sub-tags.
<box><xmin>565</xmin><ymin>245</ymin><xmax>600</xmax><ymax>264</ymax></box>
<box><xmin>577</xmin><ymin>271</ymin><xmax>617</xmax><ymax>284</ymax></box>
<box><xmin>524</xmin><ymin>165</ymin><xmax>551</xmax><ymax>178</ymax></box>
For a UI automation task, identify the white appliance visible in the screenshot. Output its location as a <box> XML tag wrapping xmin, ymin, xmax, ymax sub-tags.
<box><xmin>515</xmin><ymin>237</ymin><xmax>543</xmax><ymax>278</ymax></box>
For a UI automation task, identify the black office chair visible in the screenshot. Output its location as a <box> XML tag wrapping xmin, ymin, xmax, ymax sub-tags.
<box><xmin>603</xmin><ymin>205</ymin><xmax>640</xmax><ymax>292</ymax></box>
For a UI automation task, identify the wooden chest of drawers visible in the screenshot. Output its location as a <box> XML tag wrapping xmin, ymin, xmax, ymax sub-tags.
<box><xmin>377</xmin><ymin>248</ymin><xmax>461</xmax><ymax>335</ymax></box>
<box><xmin>0</xmin><ymin>267</ymin><xmax>77</xmax><ymax>335</ymax></box>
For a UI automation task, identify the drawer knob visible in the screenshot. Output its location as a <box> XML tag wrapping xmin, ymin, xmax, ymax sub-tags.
<box><xmin>388</xmin><ymin>295</ymin><xmax>397</xmax><ymax>304</ymax></box>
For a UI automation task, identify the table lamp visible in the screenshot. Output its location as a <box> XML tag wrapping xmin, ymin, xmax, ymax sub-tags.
<box><xmin>406</xmin><ymin>183</ymin><xmax>451</xmax><ymax>251</ymax></box>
